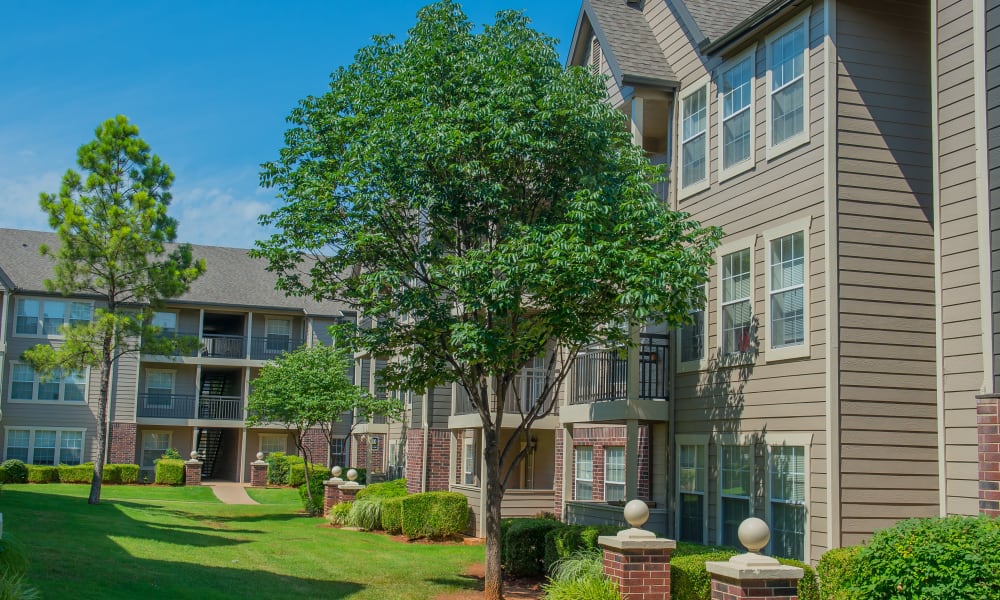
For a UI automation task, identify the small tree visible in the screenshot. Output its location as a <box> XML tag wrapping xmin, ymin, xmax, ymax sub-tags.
<box><xmin>246</xmin><ymin>343</ymin><xmax>402</xmax><ymax>512</ymax></box>
<box><xmin>254</xmin><ymin>3</ymin><xmax>720</xmax><ymax>597</ymax></box>
<box><xmin>24</xmin><ymin>115</ymin><xmax>205</xmax><ymax>505</ymax></box>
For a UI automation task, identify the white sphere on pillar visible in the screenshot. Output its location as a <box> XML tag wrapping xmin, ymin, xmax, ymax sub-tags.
<box><xmin>623</xmin><ymin>499</ymin><xmax>649</xmax><ymax>529</ymax></box>
<box><xmin>738</xmin><ymin>517</ymin><xmax>771</xmax><ymax>554</ymax></box>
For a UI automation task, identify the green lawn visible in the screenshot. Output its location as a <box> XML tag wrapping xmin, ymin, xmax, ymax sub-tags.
<box><xmin>0</xmin><ymin>484</ymin><xmax>483</xmax><ymax>599</ymax></box>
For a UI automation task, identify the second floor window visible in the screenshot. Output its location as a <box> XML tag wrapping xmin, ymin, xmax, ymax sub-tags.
<box><xmin>152</xmin><ymin>311</ymin><xmax>177</xmax><ymax>336</ymax></box>
<box><xmin>769</xmin><ymin>232</ymin><xmax>806</xmax><ymax>348</ymax></box>
<box><xmin>15</xmin><ymin>298</ymin><xmax>91</xmax><ymax>336</ymax></box>
<box><xmin>720</xmin><ymin>53</ymin><xmax>754</xmax><ymax>173</ymax></box>
<box><xmin>721</xmin><ymin>248</ymin><xmax>753</xmax><ymax>355</ymax></box>
<box><xmin>11</xmin><ymin>364</ymin><xmax>86</xmax><ymax>402</ymax></box>
<box><xmin>680</xmin><ymin>81</ymin><xmax>709</xmax><ymax>194</ymax></box>
<box><xmin>679</xmin><ymin>284</ymin><xmax>707</xmax><ymax>366</ymax></box>
<box><xmin>145</xmin><ymin>370</ymin><xmax>175</xmax><ymax>408</ymax></box>
<box><xmin>768</xmin><ymin>14</ymin><xmax>809</xmax><ymax>153</ymax></box>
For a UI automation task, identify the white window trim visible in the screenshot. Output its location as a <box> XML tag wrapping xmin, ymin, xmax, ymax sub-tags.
<box><xmin>765</xmin><ymin>10</ymin><xmax>811</xmax><ymax>160</ymax></box>
<box><xmin>8</xmin><ymin>362</ymin><xmax>89</xmax><ymax>404</ymax></box>
<box><xmin>604</xmin><ymin>446</ymin><xmax>626</xmax><ymax>502</ymax></box>
<box><xmin>763</xmin><ymin>217</ymin><xmax>812</xmax><ymax>362</ymax></box>
<box><xmin>718</xmin><ymin>46</ymin><xmax>757</xmax><ymax>182</ymax></box>
<box><xmin>140</xmin><ymin>430</ymin><xmax>173</xmax><ymax>468</ymax></box>
<box><xmin>4</xmin><ymin>427</ymin><xmax>87</xmax><ymax>464</ymax></box>
<box><xmin>574</xmin><ymin>445</ymin><xmax>594</xmax><ymax>501</ymax></box>
<box><xmin>716</xmin><ymin>235</ymin><xmax>757</xmax><ymax>362</ymax></box>
<box><xmin>678</xmin><ymin>75</ymin><xmax>712</xmax><ymax>200</ymax></box>
<box><xmin>716</xmin><ymin>443</ymin><xmax>754</xmax><ymax>547</ymax></box>
<box><xmin>765</xmin><ymin>432</ymin><xmax>812</xmax><ymax>561</ymax></box>
<box><xmin>675</xmin><ymin>433</ymin><xmax>709</xmax><ymax>544</ymax></box>
<box><xmin>12</xmin><ymin>297</ymin><xmax>94</xmax><ymax>339</ymax></box>
<box><xmin>259</xmin><ymin>433</ymin><xmax>287</xmax><ymax>456</ymax></box>
<box><xmin>677</xmin><ymin>283</ymin><xmax>709</xmax><ymax>373</ymax></box>
<box><xmin>463</xmin><ymin>436</ymin><xmax>478</xmax><ymax>486</ymax></box>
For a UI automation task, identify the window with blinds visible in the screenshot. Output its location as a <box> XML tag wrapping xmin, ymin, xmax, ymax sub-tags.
<box><xmin>769</xmin><ymin>231</ymin><xmax>806</xmax><ymax>349</ymax></box>
<box><xmin>720</xmin><ymin>446</ymin><xmax>752</xmax><ymax>547</ymax></box>
<box><xmin>770</xmin><ymin>445</ymin><xmax>806</xmax><ymax>560</ymax></box>
<box><xmin>721</xmin><ymin>247</ymin><xmax>753</xmax><ymax>355</ymax></box>
<box><xmin>678</xmin><ymin>444</ymin><xmax>706</xmax><ymax>542</ymax></box>
<box><xmin>575</xmin><ymin>446</ymin><xmax>593</xmax><ymax>500</ymax></box>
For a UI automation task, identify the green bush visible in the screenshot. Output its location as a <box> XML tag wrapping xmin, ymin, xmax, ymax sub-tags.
<box><xmin>26</xmin><ymin>465</ymin><xmax>59</xmax><ymax>483</ymax></box>
<box><xmin>543</xmin><ymin>550</ymin><xmax>621</xmax><ymax>600</ymax></box>
<box><xmin>501</xmin><ymin>518</ymin><xmax>564</xmax><ymax>578</ymax></box>
<box><xmin>154</xmin><ymin>458</ymin><xmax>185</xmax><ymax>485</ymax></box>
<box><xmin>543</xmin><ymin>523</ymin><xmax>619</xmax><ymax>572</ymax></box>
<box><xmin>103</xmin><ymin>463</ymin><xmax>140</xmax><ymax>484</ymax></box>
<box><xmin>328</xmin><ymin>501</ymin><xmax>353</xmax><ymax>525</ymax></box>
<box><xmin>671</xmin><ymin>550</ymin><xmax>738</xmax><ymax>600</ymax></box>
<box><xmin>355</xmin><ymin>478</ymin><xmax>407</xmax><ymax>500</ymax></box>
<box><xmin>0</xmin><ymin>535</ymin><xmax>29</xmax><ymax>579</ymax></box>
<box><xmin>382</xmin><ymin>496</ymin><xmax>404</xmax><ymax>535</ymax></box>
<box><xmin>400</xmin><ymin>491</ymin><xmax>469</xmax><ymax>540</ymax></box>
<box><xmin>852</xmin><ymin>515</ymin><xmax>1000</xmax><ymax>600</ymax></box>
<box><xmin>1</xmin><ymin>460</ymin><xmax>27</xmax><ymax>484</ymax></box>
<box><xmin>265</xmin><ymin>452</ymin><xmax>302</xmax><ymax>486</ymax></box>
<box><xmin>778</xmin><ymin>558</ymin><xmax>819</xmax><ymax>600</ymax></box>
<box><xmin>348</xmin><ymin>499</ymin><xmax>383</xmax><ymax>530</ymax></box>
<box><xmin>288</xmin><ymin>462</ymin><xmax>325</xmax><ymax>487</ymax></box>
<box><xmin>58</xmin><ymin>463</ymin><xmax>94</xmax><ymax>483</ymax></box>
<box><xmin>161</xmin><ymin>448</ymin><xmax>183</xmax><ymax>460</ymax></box>
<box><xmin>0</xmin><ymin>573</ymin><xmax>41</xmax><ymax>600</ymax></box>
<box><xmin>0</xmin><ymin>465</ymin><xmax>7</xmax><ymax>484</ymax></box>
<box><xmin>818</xmin><ymin>546</ymin><xmax>862</xmax><ymax>600</ymax></box>
<box><xmin>298</xmin><ymin>467</ymin><xmax>327</xmax><ymax>515</ymax></box>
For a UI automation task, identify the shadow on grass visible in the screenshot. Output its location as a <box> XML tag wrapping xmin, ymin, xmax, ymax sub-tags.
<box><xmin>424</xmin><ymin>575</ymin><xmax>482</xmax><ymax>592</ymax></box>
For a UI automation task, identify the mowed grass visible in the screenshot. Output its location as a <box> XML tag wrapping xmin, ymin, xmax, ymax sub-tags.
<box><xmin>0</xmin><ymin>484</ymin><xmax>483</xmax><ymax>600</ymax></box>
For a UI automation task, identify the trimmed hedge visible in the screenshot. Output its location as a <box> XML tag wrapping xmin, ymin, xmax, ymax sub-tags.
<box><xmin>355</xmin><ymin>478</ymin><xmax>407</xmax><ymax>500</ymax></box>
<box><xmin>1</xmin><ymin>459</ymin><xmax>28</xmax><ymax>483</ymax></box>
<box><xmin>543</xmin><ymin>523</ymin><xmax>619</xmax><ymax>570</ymax></box>
<box><xmin>58</xmin><ymin>463</ymin><xmax>94</xmax><ymax>483</ymax></box>
<box><xmin>501</xmin><ymin>518</ymin><xmax>563</xmax><ymax>578</ymax></box>
<box><xmin>0</xmin><ymin>465</ymin><xmax>6</xmax><ymax>484</ymax></box>
<box><xmin>26</xmin><ymin>465</ymin><xmax>59</xmax><ymax>483</ymax></box>
<box><xmin>154</xmin><ymin>458</ymin><xmax>186</xmax><ymax>485</ymax></box>
<box><xmin>818</xmin><ymin>546</ymin><xmax>862</xmax><ymax>600</ymax></box>
<box><xmin>104</xmin><ymin>463</ymin><xmax>140</xmax><ymax>484</ymax></box>
<box><xmin>671</xmin><ymin>550</ymin><xmax>738</xmax><ymax>600</ymax></box>
<box><xmin>400</xmin><ymin>491</ymin><xmax>468</xmax><ymax>540</ymax></box>
<box><xmin>288</xmin><ymin>462</ymin><xmax>325</xmax><ymax>487</ymax></box>
<box><xmin>852</xmin><ymin>515</ymin><xmax>1000</xmax><ymax>600</ymax></box>
<box><xmin>266</xmin><ymin>452</ymin><xmax>303</xmax><ymax>486</ymax></box>
<box><xmin>298</xmin><ymin>467</ymin><xmax>328</xmax><ymax>515</ymax></box>
<box><xmin>778</xmin><ymin>558</ymin><xmax>819</xmax><ymax>600</ymax></box>
<box><xmin>382</xmin><ymin>496</ymin><xmax>404</xmax><ymax>535</ymax></box>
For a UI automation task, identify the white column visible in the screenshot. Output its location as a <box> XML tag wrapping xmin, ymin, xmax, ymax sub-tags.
<box><xmin>239</xmin><ymin>428</ymin><xmax>248</xmax><ymax>483</ymax></box>
<box><xmin>246</xmin><ymin>312</ymin><xmax>254</xmax><ymax>359</ymax></box>
<box><xmin>625</xmin><ymin>326</ymin><xmax>640</xmax><ymax>500</ymax></box>
<box><xmin>631</xmin><ymin>96</ymin><xmax>644</xmax><ymax>148</ymax></box>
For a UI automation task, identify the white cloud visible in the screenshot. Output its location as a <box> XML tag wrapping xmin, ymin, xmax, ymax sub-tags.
<box><xmin>0</xmin><ymin>170</ymin><xmax>63</xmax><ymax>232</ymax></box>
<box><xmin>170</xmin><ymin>180</ymin><xmax>278</xmax><ymax>249</ymax></box>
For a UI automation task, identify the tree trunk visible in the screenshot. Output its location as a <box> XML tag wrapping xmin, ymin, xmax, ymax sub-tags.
<box><xmin>483</xmin><ymin>425</ymin><xmax>504</xmax><ymax>600</ymax></box>
<box><xmin>298</xmin><ymin>436</ymin><xmax>316</xmax><ymax>515</ymax></box>
<box><xmin>89</xmin><ymin>350</ymin><xmax>113</xmax><ymax>505</ymax></box>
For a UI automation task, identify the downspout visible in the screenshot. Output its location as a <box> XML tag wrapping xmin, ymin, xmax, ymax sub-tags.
<box><xmin>422</xmin><ymin>390</ymin><xmax>430</xmax><ymax>493</ymax></box>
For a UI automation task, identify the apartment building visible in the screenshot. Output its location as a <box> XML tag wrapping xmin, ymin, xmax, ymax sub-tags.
<box><xmin>0</xmin><ymin>228</ymin><xmax>353</xmax><ymax>482</ymax></box>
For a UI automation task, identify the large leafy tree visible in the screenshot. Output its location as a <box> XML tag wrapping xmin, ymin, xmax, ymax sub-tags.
<box><xmin>254</xmin><ymin>3</ymin><xmax>720</xmax><ymax>597</ymax></box>
<box><xmin>24</xmin><ymin>115</ymin><xmax>205</xmax><ymax>505</ymax></box>
<box><xmin>246</xmin><ymin>343</ymin><xmax>402</xmax><ymax>513</ymax></box>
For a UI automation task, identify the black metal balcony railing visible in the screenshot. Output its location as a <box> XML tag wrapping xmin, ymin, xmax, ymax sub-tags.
<box><xmin>571</xmin><ymin>334</ymin><xmax>669</xmax><ymax>405</ymax></box>
<box><xmin>199</xmin><ymin>395</ymin><xmax>244</xmax><ymax>420</ymax></box>
<box><xmin>137</xmin><ymin>393</ymin><xmax>196</xmax><ymax>419</ymax></box>
<box><xmin>201</xmin><ymin>334</ymin><xmax>245</xmax><ymax>358</ymax></box>
<box><xmin>249</xmin><ymin>336</ymin><xmax>305</xmax><ymax>360</ymax></box>
<box><xmin>453</xmin><ymin>372</ymin><xmax>560</xmax><ymax>416</ymax></box>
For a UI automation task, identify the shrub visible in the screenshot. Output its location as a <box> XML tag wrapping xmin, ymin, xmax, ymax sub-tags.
<box><xmin>104</xmin><ymin>463</ymin><xmax>140</xmax><ymax>484</ymax></box>
<box><xmin>355</xmin><ymin>478</ymin><xmax>407</xmax><ymax>500</ymax></box>
<box><xmin>502</xmin><ymin>518</ymin><xmax>563</xmax><ymax>578</ymax></box>
<box><xmin>328</xmin><ymin>501</ymin><xmax>353</xmax><ymax>525</ymax></box>
<box><xmin>382</xmin><ymin>496</ymin><xmax>404</xmax><ymax>535</ymax></box>
<box><xmin>26</xmin><ymin>465</ymin><xmax>59</xmax><ymax>483</ymax></box>
<box><xmin>58</xmin><ymin>463</ymin><xmax>94</xmax><ymax>483</ymax></box>
<box><xmin>154</xmin><ymin>458</ymin><xmax>185</xmax><ymax>485</ymax></box>
<box><xmin>670</xmin><ymin>550</ymin><xmax>738</xmax><ymax>600</ymax></box>
<box><xmin>852</xmin><ymin>515</ymin><xmax>1000</xmax><ymax>600</ymax></box>
<box><xmin>348</xmin><ymin>499</ymin><xmax>383</xmax><ymax>530</ymax></box>
<box><xmin>288</xmin><ymin>462</ymin><xmax>325</xmax><ymax>487</ymax></box>
<box><xmin>1</xmin><ymin>460</ymin><xmax>27</xmax><ymax>484</ymax></box>
<box><xmin>266</xmin><ymin>452</ymin><xmax>302</xmax><ymax>486</ymax></box>
<box><xmin>778</xmin><ymin>558</ymin><xmax>819</xmax><ymax>600</ymax></box>
<box><xmin>298</xmin><ymin>467</ymin><xmax>328</xmax><ymax>515</ymax></box>
<box><xmin>0</xmin><ymin>573</ymin><xmax>41</xmax><ymax>600</ymax></box>
<box><xmin>400</xmin><ymin>491</ymin><xmax>469</xmax><ymax>540</ymax></box>
<box><xmin>543</xmin><ymin>523</ymin><xmax>619</xmax><ymax>571</ymax></box>
<box><xmin>543</xmin><ymin>550</ymin><xmax>621</xmax><ymax>600</ymax></box>
<box><xmin>161</xmin><ymin>448</ymin><xmax>182</xmax><ymax>460</ymax></box>
<box><xmin>818</xmin><ymin>546</ymin><xmax>862</xmax><ymax>600</ymax></box>
<box><xmin>0</xmin><ymin>465</ymin><xmax>7</xmax><ymax>484</ymax></box>
<box><xmin>0</xmin><ymin>535</ymin><xmax>29</xmax><ymax>579</ymax></box>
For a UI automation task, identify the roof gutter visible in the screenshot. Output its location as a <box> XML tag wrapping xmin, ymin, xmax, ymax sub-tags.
<box><xmin>699</xmin><ymin>0</ymin><xmax>800</xmax><ymax>55</ymax></box>
<box><xmin>621</xmin><ymin>74</ymin><xmax>680</xmax><ymax>91</ymax></box>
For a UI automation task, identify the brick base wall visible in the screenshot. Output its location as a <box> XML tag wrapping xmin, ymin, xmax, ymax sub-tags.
<box><xmin>108</xmin><ymin>422</ymin><xmax>137</xmax><ymax>464</ymax></box>
<box><xmin>711</xmin><ymin>576</ymin><xmax>799</xmax><ymax>600</ymax></box>
<box><xmin>564</xmin><ymin>425</ymin><xmax>651</xmax><ymax>501</ymax></box>
<box><xmin>406</xmin><ymin>429</ymin><xmax>452</xmax><ymax>494</ymax></box>
<box><xmin>324</xmin><ymin>481</ymin><xmax>343</xmax><ymax>514</ymax></box>
<box><xmin>250</xmin><ymin>462</ymin><xmax>268</xmax><ymax>487</ymax></box>
<box><xmin>602</xmin><ymin>547</ymin><xmax>672</xmax><ymax>600</ymax></box>
<box><xmin>184</xmin><ymin>461</ymin><xmax>203</xmax><ymax>486</ymax></box>
<box><xmin>978</xmin><ymin>396</ymin><xmax>1000</xmax><ymax>516</ymax></box>
<box><xmin>353</xmin><ymin>433</ymin><xmax>385</xmax><ymax>472</ymax></box>
<box><xmin>301</xmin><ymin>428</ymin><xmax>329</xmax><ymax>467</ymax></box>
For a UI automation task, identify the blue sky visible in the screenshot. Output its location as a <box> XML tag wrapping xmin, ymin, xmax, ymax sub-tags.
<box><xmin>0</xmin><ymin>1</ymin><xmax>581</xmax><ymax>248</ymax></box>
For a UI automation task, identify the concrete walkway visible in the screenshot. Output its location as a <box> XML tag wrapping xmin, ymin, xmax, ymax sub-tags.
<box><xmin>203</xmin><ymin>481</ymin><xmax>258</xmax><ymax>505</ymax></box>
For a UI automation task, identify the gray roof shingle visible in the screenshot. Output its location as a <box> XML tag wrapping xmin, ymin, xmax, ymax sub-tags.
<box><xmin>587</xmin><ymin>0</ymin><xmax>677</xmax><ymax>86</ymax></box>
<box><xmin>682</xmin><ymin>0</ymin><xmax>772</xmax><ymax>42</ymax></box>
<box><xmin>0</xmin><ymin>228</ymin><xmax>348</xmax><ymax>317</ymax></box>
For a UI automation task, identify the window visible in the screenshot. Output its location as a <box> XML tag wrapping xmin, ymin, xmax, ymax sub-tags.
<box><xmin>678</xmin><ymin>443</ymin><xmax>706</xmax><ymax>542</ymax></box>
<box><xmin>145</xmin><ymin>370</ymin><xmax>175</xmax><ymax>408</ymax></box>
<box><xmin>574</xmin><ymin>446</ymin><xmax>593</xmax><ymax>500</ymax></box>
<box><xmin>678</xmin><ymin>284</ymin><xmax>707</xmax><ymax>370</ymax></box>
<box><xmin>141</xmin><ymin>431</ymin><xmax>171</xmax><ymax>468</ymax></box>
<box><xmin>260</xmin><ymin>434</ymin><xmax>287</xmax><ymax>457</ymax></box>
<box><xmin>330</xmin><ymin>438</ymin><xmax>347</xmax><ymax>468</ymax></box>
<box><xmin>767</xmin><ymin>13</ymin><xmax>810</xmax><ymax>156</ymax></box>
<box><xmin>519</xmin><ymin>356</ymin><xmax>547</xmax><ymax>412</ymax></box>
<box><xmin>720</xmin><ymin>445</ymin><xmax>752</xmax><ymax>547</ymax></box>
<box><xmin>463</xmin><ymin>437</ymin><xmax>478</xmax><ymax>485</ymax></box>
<box><xmin>719</xmin><ymin>49</ymin><xmax>756</xmax><ymax>179</ymax></box>
<box><xmin>5</xmin><ymin>428</ymin><xmax>84</xmax><ymax>464</ymax></box>
<box><xmin>9</xmin><ymin>364</ymin><xmax>87</xmax><ymax>403</ymax></box>
<box><xmin>770</xmin><ymin>445</ymin><xmax>806</xmax><ymax>560</ymax></box>
<box><xmin>152</xmin><ymin>311</ymin><xmax>177</xmax><ymax>336</ymax></box>
<box><xmin>719</xmin><ymin>241</ymin><xmax>754</xmax><ymax>356</ymax></box>
<box><xmin>679</xmin><ymin>78</ymin><xmax>710</xmax><ymax>196</ymax></box>
<box><xmin>14</xmin><ymin>298</ymin><xmax>92</xmax><ymax>336</ymax></box>
<box><xmin>765</xmin><ymin>220</ymin><xmax>810</xmax><ymax>361</ymax></box>
<box><xmin>605</xmin><ymin>446</ymin><xmax>625</xmax><ymax>502</ymax></box>
<box><xmin>265</xmin><ymin>318</ymin><xmax>292</xmax><ymax>354</ymax></box>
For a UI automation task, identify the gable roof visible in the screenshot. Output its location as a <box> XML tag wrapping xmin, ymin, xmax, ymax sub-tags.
<box><xmin>677</xmin><ymin>0</ymin><xmax>800</xmax><ymax>54</ymax></box>
<box><xmin>0</xmin><ymin>228</ymin><xmax>348</xmax><ymax>317</ymax></box>
<box><xmin>569</xmin><ymin>0</ymin><xmax>677</xmax><ymax>91</ymax></box>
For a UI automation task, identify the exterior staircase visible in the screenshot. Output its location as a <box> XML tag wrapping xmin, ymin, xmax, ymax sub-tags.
<box><xmin>198</xmin><ymin>428</ymin><xmax>224</xmax><ymax>478</ymax></box>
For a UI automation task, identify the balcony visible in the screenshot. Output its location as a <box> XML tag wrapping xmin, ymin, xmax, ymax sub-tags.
<box><xmin>137</xmin><ymin>393</ymin><xmax>196</xmax><ymax>419</ymax></box>
<box><xmin>199</xmin><ymin>395</ymin><xmax>244</xmax><ymax>420</ymax></box>
<box><xmin>571</xmin><ymin>334</ymin><xmax>668</xmax><ymax>405</ymax></box>
<box><xmin>202</xmin><ymin>334</ymin><xmax>245</xmax><ymax>359</ymax></box>
<box><xmin>249</xmin><ymin>336</ymin><xmax>304</xmax><ymax>360</ymax></box>
<box><xmin>454</xmin><ymin>372</ymin><xmax>560</xmax><ymax>417</ymax></box>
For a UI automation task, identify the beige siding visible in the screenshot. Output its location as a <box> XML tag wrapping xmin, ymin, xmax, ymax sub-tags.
<box><xmin>937</xmin><ymin>0</ymin><xmax>986</xmax><ymax>515</ymax></box>
<box><xmin>836</xmin><ymin>0</ymin><xmax>939</xmax><ymax>544</ymax></box>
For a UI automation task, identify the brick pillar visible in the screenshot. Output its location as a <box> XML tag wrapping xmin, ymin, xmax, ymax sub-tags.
<box><xmin>710</xmin><ymin>576</ymin><xmax>801</xmax><ymax>600</ymax></box>
<box><xmin>706</xmin><ymin>518</ymin><xmax>803</xmax><ymax>600</ymax></box>
<box><xmin>324</xmin><ymin>478</ymin><xmax>344</xmax><ymax>514</ymax></box>
<box><xmin>339</xmin><ymin>482</ymin><xmax>365</xmax><ymax>503</ymax></box>
<box><xmin>108</xmin><ymin>422</ymin><xmax>137</xmax><ymax>464</ymax></box>
<box><xmin>599</xmin><ymin>501</ymin><xmax>675</xmax><ymax>600</ymax></box>
<box><xmin>250</xmin><ymin>454</ymin><xmax>268</xmax><ymax>487</ymax></box>
<box><xmin>184</xmin><ymin>460</ymin><xmax>203</xmax><ymax>486</ymax></box>
<box><xmin>977</xmin><ymin>394</ymin><xmax>1000</xmax><ymax>516</ymax></box>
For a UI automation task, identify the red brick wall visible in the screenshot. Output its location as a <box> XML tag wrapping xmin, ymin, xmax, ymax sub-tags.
<box><xmin>353</xmin><ymin>433</ymin><xmax>385</xmax><ymax>472</ymax></box>
<box><xmin>710</xmin><ymin>576</ymin><xmax>799</xmax><ymax>600</ymax></box>
<box><xmin>108</xmin><ymin>422</ymin><xmax>137</xmax><ymax>464</ymax></box>
<box><xmin>602</xmin><ymin>547</ymin><xmax>672</xmax><ymax>600</ymax></box>
<box><xmin>978</xmin><ymin>396</ymin><xmax>1000</xmax><ymax>516</ymax></box>
<box><xmin>406</xmin><ymin>429</ymin><xmax>452</xmax><ymax>494</ymax></box>
<box><xmin>301</xmin><ymin>428</ymin><xmax>329</xmax><ymax>467</ymax></box>
<box><xmin>567</xmin><ymin>425</ymin><xmax>650</xmax><ymax>501</ymax></box>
